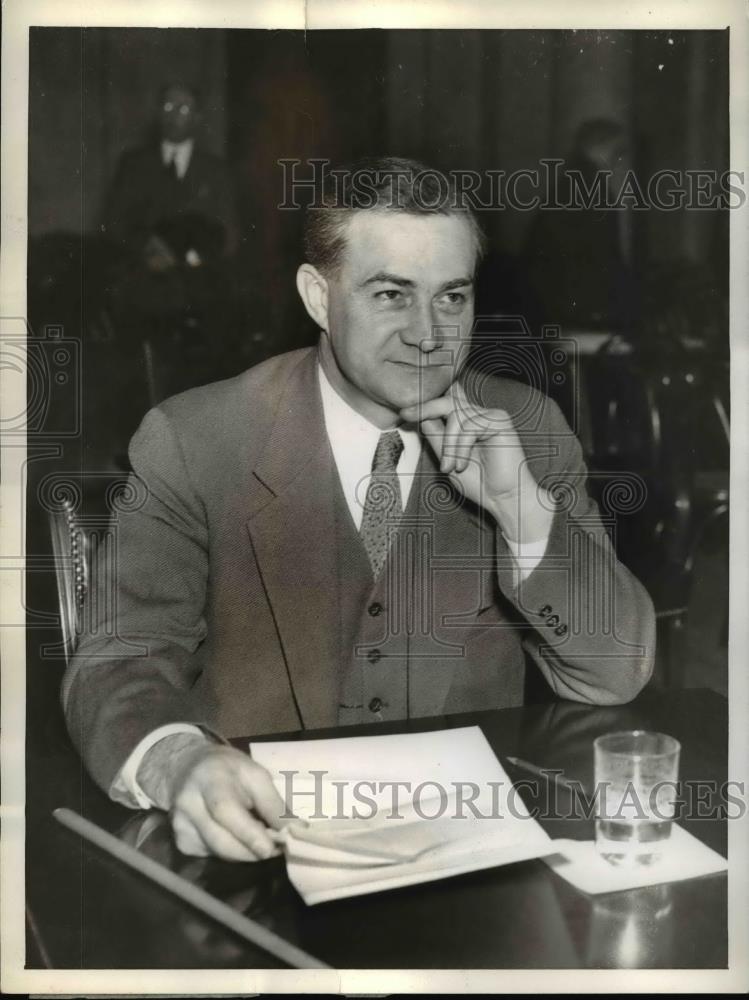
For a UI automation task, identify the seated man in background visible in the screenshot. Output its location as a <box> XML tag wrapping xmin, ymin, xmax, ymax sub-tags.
<box><xmin>64</xmin><ymin>157</ymin><xmax>655</xmax><ymax>863</ymax></box>
<box><xmin>102</xmin><ymin>81</ymin><xmax>240</xmax><ymax>396</ymax></box>
<box><xmin>103</xmin><ymin>81</ymin><xmax>239</xmax><ymax>274</ymax></box>
<box><xmin>523</xmin><ymin>117</ymin><xmax>639</xmax><ymax>336</ymax></box>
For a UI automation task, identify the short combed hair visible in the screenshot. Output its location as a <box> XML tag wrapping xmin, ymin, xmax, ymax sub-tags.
<box><xmin>303</xmin><ymin>156</ymin><xmax>487</xmax><ymax>276</ymax></box>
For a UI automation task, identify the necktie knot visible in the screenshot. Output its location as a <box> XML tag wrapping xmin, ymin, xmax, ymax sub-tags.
<box><xmin>371</xmin><ymin>430</ymin><xmax>403</xmax><ymax>474</ymax></box>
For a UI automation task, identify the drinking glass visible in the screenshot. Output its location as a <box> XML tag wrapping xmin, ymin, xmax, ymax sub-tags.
<box><xmin>593</xmin><ymin>730</ymin><xmax>681</xmax><ymax>866</ymax></box>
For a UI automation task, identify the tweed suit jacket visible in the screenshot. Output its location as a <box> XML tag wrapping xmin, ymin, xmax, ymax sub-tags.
<box><xmin>63</xmin><ymin>347</ymin><xmax>656</xmax><ymax>794</ymax></box>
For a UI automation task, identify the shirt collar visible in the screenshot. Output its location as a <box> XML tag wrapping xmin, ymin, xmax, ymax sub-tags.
<box><xmin>161</xmin><ymin>138</ymin><xmax>193</xmax><ymax>156</ymax></box>
<box><xmin>161</xmin><ymin>138</ymin><xmax>194</xmax><ymax>177</ymax></box>
<box><xmin>317</xmin><ymin>361</ymin><xmax>419</xmax><ymax>454</ymax></box>
<box><xmin>316</xmin><ymin>361</ymin><xmax>423</xmax><ymax>526</ymax></box>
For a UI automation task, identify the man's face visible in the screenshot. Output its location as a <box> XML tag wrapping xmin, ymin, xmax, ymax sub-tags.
<box><xmin>160</xmin><ymin>86</ymin><xmax>197</xmax><ymax>143</ymax></box>
<box><xmin>321</xmin><ymin>211</ymin><xmax>476</xmax><ymax>420</ymax></box>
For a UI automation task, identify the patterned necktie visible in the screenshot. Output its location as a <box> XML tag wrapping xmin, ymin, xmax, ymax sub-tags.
<box><xmin>360</xmin><ymin>431</ymin><xmax>404</xmax><ymax>579</ymax></box>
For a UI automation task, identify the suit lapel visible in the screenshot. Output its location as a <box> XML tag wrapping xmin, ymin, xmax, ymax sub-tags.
<box><xmin>245</xmin><ymin>352</ymin><xmax>340</xmax><ymax>729</ymax></box>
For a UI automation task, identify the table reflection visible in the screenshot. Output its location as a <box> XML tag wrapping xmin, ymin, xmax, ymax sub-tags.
<box><xmin>116</xmin><ymin>811</ymin><xmax>299</xmax><ymax>966</ymax></box>
<box><xmin>585</xmin><ymin>883</ymin><xmax>674</xmax><ymax>968</ymax></box>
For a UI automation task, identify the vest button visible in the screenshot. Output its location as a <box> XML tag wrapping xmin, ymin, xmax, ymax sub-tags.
<box><xmin>368</xmin><ymin>697</ymin><xmax>383</xmax><ymax>713</ymax></box>
<box><xmin>367</xmin><ymin>648</ymin><xmax>382</xmax><ymax>664</ymax></box>
<box><xmin>368</xmin><ymin>602</ymin><xmax>383</xmax><ymax>617</ymax></box>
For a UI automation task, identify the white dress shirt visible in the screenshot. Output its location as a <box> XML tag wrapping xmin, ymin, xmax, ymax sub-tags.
<box><xmin>112</xmin><ymin>362</ymin><xmax>550</xmax><ymax>808</ymax></box>
<box><xmin>317</xmin><ymin>364</ymin><xmax>422</xmax><ymax>528</ymax></box>
<box><xmin>161</xmin><ymin>138</ymin><xmax>194</xmax><ymax>180</ymax></box>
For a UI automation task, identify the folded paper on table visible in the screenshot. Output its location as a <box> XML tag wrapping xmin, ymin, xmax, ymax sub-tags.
<box><xmin>544</xmin><ymin>824</ymin><xmax>727</xmax><ymax>895</ymax></box>
<box><xmin>250</xmin><ymin>726</ymin><xmax>555</xmax><ymax>905</ymax></box>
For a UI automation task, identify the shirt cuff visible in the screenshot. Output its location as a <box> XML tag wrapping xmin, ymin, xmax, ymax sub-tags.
<box><xmin>504</xmin><ymin>533</ymin><xmax>550</xmax><ymax>585</ymax></box>
<box><xmin>110</xmin><ymin>723</ymin><xmax>207</xmax><ymax>810</ymax></box>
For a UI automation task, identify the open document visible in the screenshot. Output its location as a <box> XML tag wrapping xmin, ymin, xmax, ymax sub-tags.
<box><xmin>250</xmin><ymin>726</ymin><xmax>556</xmax><ymax>905</ymax></box>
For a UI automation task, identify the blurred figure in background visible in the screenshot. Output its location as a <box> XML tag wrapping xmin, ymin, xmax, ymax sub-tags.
<box><xmin>102</xmin><ymin>82</ymin><xmax>241</xmax><ymax>401</ymax></box>
<box><xmin>524</xmin><ymin>118</ymin><xmax>639</xmax><ymax>335</ymax></box>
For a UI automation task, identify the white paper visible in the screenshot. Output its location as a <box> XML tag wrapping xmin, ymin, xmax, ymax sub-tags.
<box><xmin>250</xmin><ymin>726</ymin><xmax>555</xmax><ymax>904</ymax></box>
<box><xmin>543</xmin><ymin>824</ymin><xmax>728</xmax><ymax>895</ymax></box>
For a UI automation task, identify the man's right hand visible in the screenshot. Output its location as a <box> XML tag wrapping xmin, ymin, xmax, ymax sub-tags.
<box><xmin>136</xmin><ymin>734</ymin><xmax>291</xmax><ymax>862</ymax></box>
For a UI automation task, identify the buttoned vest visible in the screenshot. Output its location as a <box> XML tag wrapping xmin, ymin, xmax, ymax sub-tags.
<box><xmin>332</xmin><ymin>460</ymin><xmax>413</xmax><ymax>726</ymax></box>
<box><xmin>330</xmin><ymin>449</ymin><xmax>526</xmax><ymax>726</ymax></box>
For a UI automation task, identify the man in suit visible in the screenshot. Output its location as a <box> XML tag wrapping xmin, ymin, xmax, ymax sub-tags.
<box><xmin>103</xmin><ymin>81</ymin><xmax>239</xmax><ymax>270</ymax></box>
<box><xmin>102</xmin><ymin>82</ymin><xmax>240</xmax><ymax>397</ymax></box>
<box><xmin>65</xmin><ymin>157</ymin><xmax>655</xmax><ymax>863</ymax></box>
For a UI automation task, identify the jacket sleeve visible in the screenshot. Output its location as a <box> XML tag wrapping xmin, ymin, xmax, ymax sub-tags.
<box><xmin>493</xmin><ymin>395</ymin><xmax>656</xmax><ymax>705</ymax></box>
<box><xmin>61</xmin><ymin>406</ymin><xmax>220</xmax><ymax>796</ymax></box>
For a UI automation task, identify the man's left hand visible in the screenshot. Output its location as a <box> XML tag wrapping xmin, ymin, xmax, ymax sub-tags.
<box><xmin>400</xmin><ymin>384</ymin><xmax>555</xmax><ymax>544</ymax></box>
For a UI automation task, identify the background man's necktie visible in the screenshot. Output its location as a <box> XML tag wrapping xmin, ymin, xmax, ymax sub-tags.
<box><xmin>164</xmin><ymin>153</ymin><xmax>180</xmax><ymax>182</ymax></box>
<box><xmin>360</xmin><ymin>431</ymin><xmax>404</xmax><ymax>579</ymax></box>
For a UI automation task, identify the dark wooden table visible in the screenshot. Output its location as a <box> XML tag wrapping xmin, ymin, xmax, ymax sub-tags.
<box><xmin>25</xmin><ymin>686</ymin><xmax>727</xmax><ymax>969</ymax></box>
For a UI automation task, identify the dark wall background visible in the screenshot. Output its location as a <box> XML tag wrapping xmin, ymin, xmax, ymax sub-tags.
<box><xmin>29</xmin><ymin>28</ymin><xmax>229</xmax><ymax>235</ymax></box>
<box><xmin>29</xmin><ymin>28</ymin><xmax>728</xmax><ymax>255</ymax></box>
